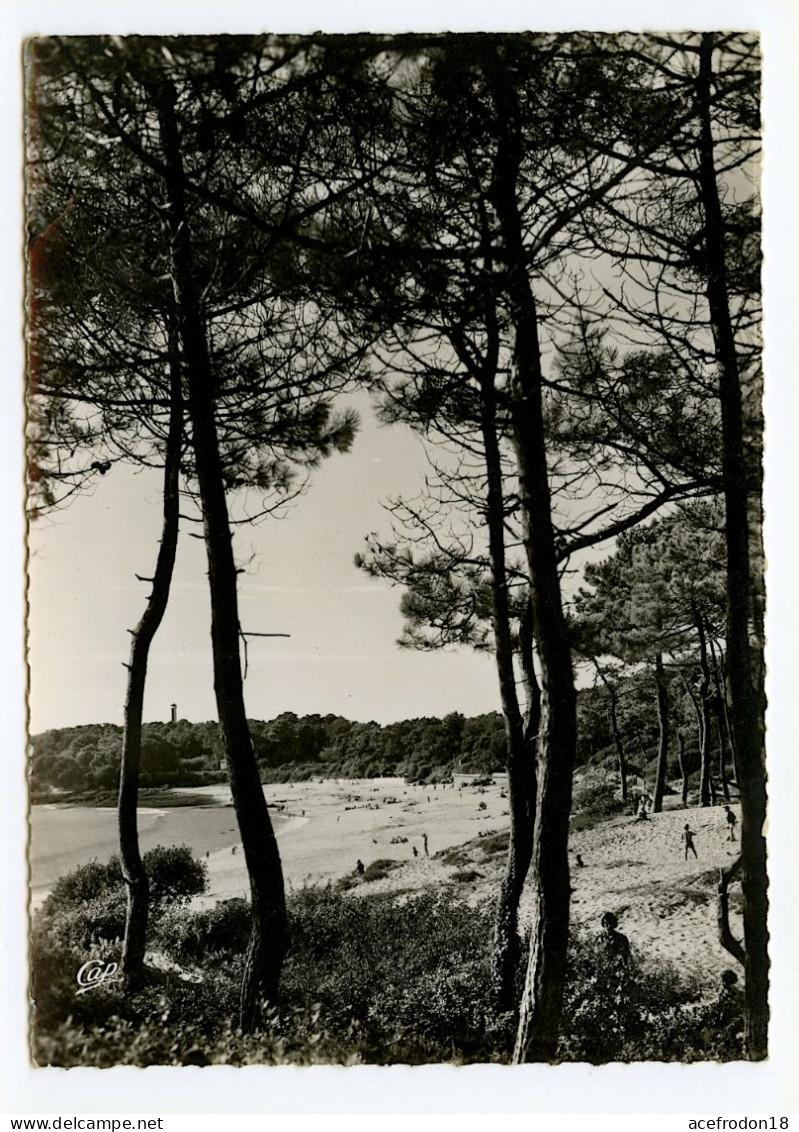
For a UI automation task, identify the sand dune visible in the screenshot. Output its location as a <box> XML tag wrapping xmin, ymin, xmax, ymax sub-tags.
<box><xmin>567</xmin><ymin>803</ymin><xmax>743</xmax><ymax>983</ymax></box>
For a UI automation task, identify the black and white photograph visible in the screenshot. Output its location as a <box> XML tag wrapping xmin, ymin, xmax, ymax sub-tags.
<box><xmin>8</xmin><ymin>0</ymin><xmax>798</xmax><ymax>1113</ymax></box>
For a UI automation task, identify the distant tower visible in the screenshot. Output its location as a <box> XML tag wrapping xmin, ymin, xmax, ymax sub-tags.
<box><xmin>170</xmin><ymin>703</ymin><xmax>177</xmax><ymax>724</ymax></box>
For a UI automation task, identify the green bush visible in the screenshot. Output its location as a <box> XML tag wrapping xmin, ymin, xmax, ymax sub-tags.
<box><xmin>38</xmin><ymin>884</ymin><xmax>128</xmax><ymax>951</ymax></box>
<box><xmin>558</xmin><ymin>930</ymin><xmax>743</xmax><ymax>1062</ymax></box>
<box><xmin>437</xmin><ymin>845</ymin><xmax>471</xmax><ymax>867</ymax></box>
<box><xmin>479</xmin><ymin>832</ymin><xmax>510</xmax><ymax>858</ymax></box>
<box><xmin>33</xmin><ymin>998</ymin><xmax>362</xmax><ymax>1068</ymax></box>
<box><xmin>46</xmin><ymin>857</ymin><xmax>122</xmax><ymax>906</ymax></box>
<box><xmin>281</xmin><ymin>888</ymin><xmax>509</xmax><ymax>1063</ymax></box>
<box><xmin>32</xmin><ymin>848</ymin><xmax>209</xmax><ymax>1009</ymax></box>
<box><xmin>33</xmin><ymin>963</ymin><xmax>245</xmax><ymax>1067</ymax></box>
<box><xmin>31</xmin><ymin>847</ymin><xmax>211</xmax><ymax>1047</ymax></box>
<box><xmin>153</xmin><ymin>898</ymin><xmax>251</xmax><ymax>966</ymax></box>
<box><xmin>334</xmin><ymin>857</ymin><xmax>403</xmax><ymax>892</ymax></box>
<box><xmin>571</xmin><ymin>780</ymin><xmax>627</xmax><ymax>832</ymax></box>
<box><xmin>39</xmin><ymin>846</ymin><xmax>208</xmax><ymax>936</ymax></box>
<box><xmin>363</xmin><ymin>858</ymin><xmax>400</xmax><ymax>882</ymax></box>
<box><xmin>33</xmin><ymin>884</ymin><xmax>512</xmax><ymax>1067</ymax></box>
<box><xmin>144</xmin><ymin>845</ymin><xmax>208</xmax><ymax>906</ymax></box>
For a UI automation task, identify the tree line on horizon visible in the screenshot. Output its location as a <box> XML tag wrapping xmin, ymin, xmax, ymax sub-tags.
<box><xmin>27</xmin><ymin>31</ymin><xmax>763</xmax><ymax>1061</ymax></box>
<box><xmin>29</xmin><ymin>710</ymin><xmax>506</xmax><ymax>791</ymax></box>
<box><xmin>31</xmin><ymin>596</ymin><xmax>738</xmax><ymax>805</ymax></box>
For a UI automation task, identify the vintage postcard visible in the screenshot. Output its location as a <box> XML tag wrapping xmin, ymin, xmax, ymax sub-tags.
<box><xmin>5</xmin><ymin>0</ymin><xmax>798</xmax><ymax>1119</ymax></box>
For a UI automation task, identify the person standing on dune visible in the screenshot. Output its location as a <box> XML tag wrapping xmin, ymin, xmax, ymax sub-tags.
<box><xmin>683</xmin><ymin>824</ymin><xmax>698</xmax><ymax>860</ymax></box>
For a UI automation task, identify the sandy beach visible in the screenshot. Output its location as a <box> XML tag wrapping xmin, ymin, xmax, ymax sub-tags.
<box><xmin>190</xmin><ymin>776</ymin><xmax>510</xmax><ymax>904</ymax></box>
<box><xmin>31</xmin><ymin>776</ymin><xmax>743</xmax><ymax>991</ymax></box>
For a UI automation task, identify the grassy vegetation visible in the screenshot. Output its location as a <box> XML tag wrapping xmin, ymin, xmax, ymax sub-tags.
<box><xmin>436</xmin><ymin>845</ymin><xmax>472</xmax><ymax>868</ymax></box>
<box><xmin>35</xmin><ymin>787</ymin><xmax>220</xmax><ymax>809</ymax></box>
<box><xmin>478</xmin><ymin>831</ymin><xmax>510</xmax><ymax>857</ymax></box>
<box><xmin>30</xmin><ymin>847</ymin><xmax>743</xmax><ymax>1067</ymax></box>
<box><xmin>451</xmin><ymin>868</ymin><xmax>484</xmax><ymax>884</ymax></box>
<box><xmin>436</xmin><ymin>829</ymin><xmax>508</xmax><ymax>868</ymax></box>
<box><xmin>559</xmin><ymin>931</ymin><xmax>743</xmax><ymax>1062</ymax></box>
<box><xmin>570</xmin><ymin>778</ymin><xmax>629</xmax><ymax>832</ymax></box>
<box><xmin>334</xmin><ymin>858</ymin><xmax>404</xmax><ymax>892</ymax></box>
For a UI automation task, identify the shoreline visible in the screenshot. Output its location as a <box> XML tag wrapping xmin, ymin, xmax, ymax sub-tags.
<box><xmin>29</xmin><ymin>777</ymin><xmax>510</xmax><ymax>910</ymax></box>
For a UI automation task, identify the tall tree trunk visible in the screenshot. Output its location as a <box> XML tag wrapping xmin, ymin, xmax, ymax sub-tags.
<box><xmin>677</xmin><ymin>732</ymin><xmax>689</xmax><ymax>807</ymax></box>
<box><xmin>484</xmin><ymin>50</ymin><xmax>577</xmax><ymax>1062</ymax></box>
<box><xmin>716</xmin><ymin>711</ymin><xmax>730</xmax><ymax>802</ymax></box>
<box><xmin>156</xmin><ymin>81</ymin><xmax>288</xmax><ymax>1029</ymax></box>
<box><xmin>118</xmin><ymin>327</ymin><xmax>182</xmax><ymax>982</ymax></box>
<box><xmin>680</xmin><ymin>667</ymin><xmax>704</xmax><ymax>770</ymax></box>
<box><xmin>593</xmin><ymin>659</ymin><xmax>627</xmax><ymax>801</ymax></box>
<box><xmin>518</xmin><ymin>598</ymin><xmax>542</xmax><ymax>750</ymax></box>
<box><xmin>697</xmin><ymin>35</ymin><xmax>767</xmax><ymax>1059</ymax></box>
<box><xmin>652</xmin><ymin>652</ymin><xmax>669</xmax><ymax>813</ymax></box>
<box><xmin>479</xmin><ymin>373</ymin><xmax>537</xmax><ymax>1012</ymax></box>
<box><xmin>695</xmin><ymin>610</ymin><xmax>714</xmax><ymax>806</ymax></box>
<box><xmin>709</xmin><ymin>639</ymin><xmax>732</xmax><ymax>801</ymax></box>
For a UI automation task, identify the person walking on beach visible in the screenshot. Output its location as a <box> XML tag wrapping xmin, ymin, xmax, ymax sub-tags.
<box><xmin>725</xmin><ymin>806</ymin><xmax>737</xmax><ymax>842</ymax></box>
<box><xmin>683</xmin><ymin>824</ymin><xmax>698</xmax><ymax>860</ymax></box>
<box><xmin>423</xmin><ymin>832</ymin><xmax>429</xmax><ymax>856</ymax></box>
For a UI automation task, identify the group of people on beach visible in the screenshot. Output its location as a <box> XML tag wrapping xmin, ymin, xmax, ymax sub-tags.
<box><xmin>683</xmin><ymin>804</ymin><xmax>737</xmax><ymax>859</ymax></box>
<box><xmin>355</xmin><ymin>831</ymin><xmax>429</xmax><ymax>875</ymax></box>
<box><xmin>682</xmin><ymin>806</ymin><xmax>736</xmax><ymax>858</ymax></box>
<box><xmin>631</xmin><ymin>793</ymin><xmax>738</xmax><ymax>859</ymax></box>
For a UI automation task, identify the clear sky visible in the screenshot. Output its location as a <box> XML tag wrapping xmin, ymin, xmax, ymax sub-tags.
<box><xmin>27</xmin><ymin>393</ymin><xmax>505</xmax><ymax>733</ymax></box>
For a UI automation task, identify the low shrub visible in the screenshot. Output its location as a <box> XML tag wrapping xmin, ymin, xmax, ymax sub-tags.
<box><xmin>31</xmin><ymin>851</ymin><xmax>208</xmax><ymax>1041</ymax></box>
<box><xmin>363</xmin><ymin>858</ymin><xmax>400</xmax><ymax>883</ymax></box>
<box><xmin>40</xmin><ymin>845</ymin><xmax>208</xmax><ymax>937</ymax></box>
<box><xmin>334</xmin><ymin>857</ymin><xmax>403</xmax><ymax>892</ymax></box>
<box><xmin>571</xmin><ymin>780</ymin><xmax>628</xmax><ymax>832</ymax></box>
<box><xmin>437</xmin><ymin>845</ymin><xmax>471</xmax><ymax>867</ymax></box>
<box><xmin>46</xmin><ymin>857</ymin><xmax>122</xmax><ymax>907</ymax></box>
<box><xmin>281</xmin><ymin>888</ymin><xmax>509</xmax><ymax>1063</ymax></box>
<box><xmin>558</xmin><ymin>930</ymin><xmax>743</xmax><ymax>1063</ymax></box>
<box><xmin>34</xmin><ymin>999</ymin><xmax>364</xmax><ymax>1068</ymax></box>
<box><xmin>33</xmin><ymin>963</ymin><xmax>245</xmax><ymax>1067</ymax></box>
<box><xmin>144</xmin><ymin>845</ymin><xmax>209</xmax><ymax>906</ymax></box>
<box><xmin>34</xmin><ymin>883</ymin><xmax>513</xmax><ymax>1066</ymax></box>
<box><xmin>153</xmin><ymin>898</ymin><xmax>251</xmax><ymax>966</ymax></box>
<box><xmin>33</xmin><ymin>848</ymin><xmax>209</xmax><ymax>992</ymax></box>
<box><xmin>479</xmin><ymin>832</ymin><xmax>509</xmax><ymax>858</ymax></box>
